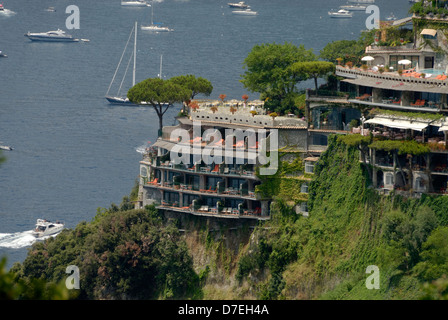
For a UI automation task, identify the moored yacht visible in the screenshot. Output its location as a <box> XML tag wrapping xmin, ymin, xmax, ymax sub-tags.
<box><xmin>24</xmin><ymin>29</ymin><xmax>79</xmax><ymax>42</ymax></box>
<box><xmin>339</xmin><ymin>4</ymin><xmax>367</xmax><ymax>11</ymax></box>
<box><xmin>328</xmin><ymin>9</ymin><xmax>353</xmax><ymax>18</ymax></box>
<box><xmin>232</xmin><ymin>8</ymin><xmax>257</xmax><ymax>15</ymax></box>
<box><xmin>32</xmin><ymin>219</ymin><xmax>64</xmax><ymax>238</ymax></box>
<box><xmin>228</xmin><ymin>2</ymin><xmax>249</xmax><ymax>9</ymax></box>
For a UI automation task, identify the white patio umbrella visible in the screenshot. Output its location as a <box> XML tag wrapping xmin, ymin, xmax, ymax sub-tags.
<box><xmin>361</xmin><ymin>56</ymin><xmax>374</xmax><ymax>67</ymax></box>
<box><xmin>361</xmin><ymin>56</ymin><xmax>374</xmax><ymax>62</ymax></box>
<box><xmin>398</xmin><ymin>59</ymin><xmax>412</xmax><ymax>65</ymax></box>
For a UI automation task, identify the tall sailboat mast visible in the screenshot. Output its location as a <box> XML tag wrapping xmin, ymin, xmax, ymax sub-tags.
<box><xmin>133</xmin><ymin>20</ymin><xmax>137</xmax><ymax>87</ymax></box>
<box><xmin>159</xmin><ymin>54</ymin><xmax>163</xmax><ymax>79</ymax></box>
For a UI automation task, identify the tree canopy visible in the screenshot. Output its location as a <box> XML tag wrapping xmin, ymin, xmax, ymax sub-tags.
<box><xmin>240</xmin><ymin>42</ymin><xmax>316</xmax><ymax>113</ymax></box>
<box><xmin>291</xmin><ymin>61</ymin><xmax>335</xmax><ymax>93</ymax></box>
<box><xmin>127</xmin><ymin>78</ymin><xmax>192</xmax><ymax>132</ymax></box>
<box><xmin>170</xmin><ymin>74</ymin><xmax>213</xmax><ymax>100</ymax></box>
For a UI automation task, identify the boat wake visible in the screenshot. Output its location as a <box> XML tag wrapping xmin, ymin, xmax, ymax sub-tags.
<box><xmin>0</xmin><ymin>9</ymin><xmax>17</xmax><ymax>16</ymax></box>
<box><xmin>0</xmin><ymin>230</ymin><xmax>58</xmax><ymax>249</ymax></box>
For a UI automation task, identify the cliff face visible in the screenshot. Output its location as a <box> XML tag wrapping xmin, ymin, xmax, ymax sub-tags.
<box><xmin>188</xmin><ymin>135</ymin><xmax>448</xmax><ymax>299</ymax></box>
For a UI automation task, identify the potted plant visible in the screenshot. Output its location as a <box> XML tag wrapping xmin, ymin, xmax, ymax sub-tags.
<box><xmin>189</xmin><ymin>101</ymin><xmax>199</xmax><ymax>112</ymax></box>
<box><xmin>242</xmin><ymin>94</ymin><xmax>249</xmax><ymax>106</ymax></box>
<box><xmin>211</xmin><ymin>105</ymin><xmax>218</xmax><ymax>113</ymax></box>
<box><xmin>269</xmin><ymin>112</ymin><xmax>278</xmax><ymax>120</ymax></box>
<box><xmin>361</xmin><ymin>64</ymin><xmax>368</xmax><ymax>71</ymax></box>
<box><xmin>230</xmin><ymin>106</ymin><xmax>237</xmax><ymax>114</ymax></box>
<box><xmin>250</xmin><ymin>110</ymin><xmax>257</xmax><ymax>117</ymax></box>
<box><xmin>219</xmin><ymin>94</ymin><xmax>226</xmax><ymax>105</ymax></box>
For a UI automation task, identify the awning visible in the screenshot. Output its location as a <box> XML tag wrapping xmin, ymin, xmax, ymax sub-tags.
<box><xmin>153</xmin><ymin>139</ymin><xmax>259</xmax><ymax>160</ymax></box>
<box><xmin>439</xmin><ymin>125</ymin><xmax>448</xmax><ymax>132</ymax></box>
<box><xmin>365</xmin><ymin>116</ymin><xmax>430</xmax><ymax>131</ymax></box>
<box><xmin>342</xmin><ymin>77</ymin><xmax>448</xmax><ymax>94</ymax></box>
<box><xmin>421</xmin><ymin>29</ymin><xmax>437</xmax><ymax>37</ymax></box>
<box><xmin>304</xmin><ymin>157</ymin><xmax>319</xmax><ymax>162</ymax></box>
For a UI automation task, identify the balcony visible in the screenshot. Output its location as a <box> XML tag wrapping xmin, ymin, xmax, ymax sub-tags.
<box><xmin>156</xmin><ymin>201</ymin><xmax>268</xmax><ymax>220</ymax></box>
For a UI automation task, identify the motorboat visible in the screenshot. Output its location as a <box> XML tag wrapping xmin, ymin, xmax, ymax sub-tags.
<box><xmin>339</xmin><ymin>4</ymin><xmax>367</xmax><ymax>11</ymax></box>
<box><xmin>32</xmin><ymin>219</ymin><xmax>64</xmax><ymax>238</ymax></box>
<box><xmin>0</xmin><ymin>145</ymin><xmax>13</xmax><ymax>151</ymax></box>
<box><xmin>232</xmin><ymin>9</ymin><xmax>257</xmax><ymax>15</ymax></box>
<box><xmin>0</xmin><ymin>50</ymin><xmax>7</xmax><ymax>58</ymax></box>
<box><xmin>228</xmin><ymin>2</ymin><xmax>249</xmax><ymax>9</ymax></box>
<box><xmin>24</xmin><ymin>29</ymin><xmax>79</xmax><ymax>42</ymax></box>
<box><xmin>141</xmin><ymin>4</ymin><xmax>173</xmax><ymax>31</ymax></box>
<box><xmin>0</xmin><ymin>4</ymin><xmax>4</xmax><ymax>11</ymax></box>
<box><xmin>386</xmin><ymin>13</ymin><xmax>396</xmax><ymax>21</ymax></box>
<box><xmin>45</xmin><ymin>7</ymin><xmax>56</xmax><ymax>12</ymax></box>
<box><xmin>121</xmin><ymin>0</ymin><xmax>149</xmax><ymax>6</ymax></box>
<box><xmin>328</xmin><ymin>9</ymin><xmax>353</xmax><ymax>18</ymax></box>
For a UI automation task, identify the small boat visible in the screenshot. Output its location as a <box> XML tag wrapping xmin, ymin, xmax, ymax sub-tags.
<box><xmin>32</xmin><ymin>219</ymin><xmax>64</xmax><ymax>238</ymax></box>
<box><xmin>0</xmin><ymin>4</ymin><xmax>4</xmax><ymax>11</ymax></box>
<box><xmin>121</xmin><ymin>0</ymin><xmax>149</xmax><ymax>7</ymax></box>
<box><xmin>0</xmin><ymin>50</ymin><xmax>7</xmax><ymax>58</ymax></box>
<box><xmin>232</xmin><ymin>9</ymin><xmax>257</xmax><ymax>15</ymax></box>
<box><xmin>228</xmin><ymin>2</ymin><xmax>249</xmax><ymax>9</ymax></box>
<box><xmin>328</xmin><ymin>9</ymin><xmax>353</xmax><ymax>18</ymax></box>
<box><xmin>45</xmin><ymin>7</ymin><xmax>56</xmax><ymax>12</ymax></box>
<box><xmin>24</xmin><ymin>29</ymin><xmax>79</xmax><ymax>42</ymax></box>
<box><xmin>0</xmin><ymin>145</ymin><xmax>13</xmax><ymax>151</ymax></box>
<box><xmin>141</xmin><ymin>4</ymin><xmax>173</xmax><ymax>32</ymax></box>
<box><xmin>386</xmin><ymin>13</ymin><xmax>396</xmax><ymax>21</ymax></box>
<box><xmin>339</xmin><ymin>4</ymin><xmax>367</xmax><ymax>11</ymax></box>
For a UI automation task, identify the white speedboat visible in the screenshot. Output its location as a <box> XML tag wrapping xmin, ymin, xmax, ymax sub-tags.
<box><xmin>121</xmin><ymin>0</ymin><xmax>149</xmax><ymax>6</ymax></box>
<box><xmin>0</xmin><ymin>50</ymin><xmax>7</xmax><ymax>58</ymax></box>
<box><xmin>0</xmin><ymin>145</ymin><xmax>13</xmax><ymax>151</ymax></box>
<box><xmin>340</xmin><ymin>4</ymin><xmax>367</xmax><ymax>11</ymax></box>
<box><xmin>24</xmin><ymin>29</ymin><xmax>79</xmax><ymax>42</ymax></box>
<box><xmin>386</xmin><ymin>13</ymin><xmax>396</xmax><ymax>21</ymax></box>
<box><xmin>45</xmin><ymin>7</ymin><xmax>56</xmax><ymax>12</ymax></box>
<box><xmin>32</xmin><ymin>219</ymin><xmax>64</xmax><ymax>238</ymax></box>
<box><xmin>328</xmin><ymin>9</ymin><xmax>353</xmax><ymax>18</ymax></box>
<box><xmin>232</xmin><ymin>9</ymin><xmax>257</xmax><ymax>15</ymax></box>
<box><xmin>228</xmin><ymin>2</ymin><xmax>249</xmax><ymax>9</ymax></box>
<box><xmin>0</xmin><ymin>4</ymin><xmax>4</xmax><ymax>11</ymax></box>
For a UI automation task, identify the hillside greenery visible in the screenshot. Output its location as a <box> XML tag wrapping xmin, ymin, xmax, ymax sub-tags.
<box><xmin>236</xmin><ymin>135</ymin><xmax>448</xmax><ymax>299</ymax></box>
<box><xmin>9</xmin><ymin>202</ymin><xmax>202</xmax><ymax>300</ymax></box>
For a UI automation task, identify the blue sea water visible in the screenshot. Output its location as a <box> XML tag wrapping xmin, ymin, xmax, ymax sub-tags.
<box><xmin>0</xmin><ymin>0</ymin><xmax>412</xmax><ymax>267</ymax></box>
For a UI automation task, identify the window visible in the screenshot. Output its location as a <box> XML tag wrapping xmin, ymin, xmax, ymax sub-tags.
<box><xmin>301</xmin><ymin>183</ymin><xmax>309</xmax><ymax>193</ymax></box>
<box><xmin>300</xmin><ymin>202</ymin><xmax>308</xmax><ymax>213</ymax></box>
<box><xmin>312</xmin><ymin>134</ymin><xmax>328</xmax><ymax>146</ymax></box>
<box><xmin>385</xmin><ymin>173</ymin><xmax>394</xmax><ymax>186</ymax></box>
<box><xmin>140</xmin><ymin>166</ymin><xmax>148</xmax><ymax>177</ymax></box>
<box><xmin>305</xmin><ymin>162</ymin><xmax>314</xmax><ymax>174</ymax></box>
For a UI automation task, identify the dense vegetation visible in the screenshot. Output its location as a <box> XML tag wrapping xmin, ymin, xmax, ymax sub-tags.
<box><xmin>10</xmin><ymin>202</ymin><xmax>201</xmax><ymax>300</ymax></box>
<box><xmin>236</xmin><ymin>135</ymin><xmax>448</xmax><ymax>299</ymax></box>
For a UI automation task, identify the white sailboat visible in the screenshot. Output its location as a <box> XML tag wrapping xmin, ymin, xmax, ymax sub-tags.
<box><xmin>141</xmin><ymin>3</ymin><xmax>173</xmax><ymax>32</ymax></box>
<box><xmin>105</xmin><ymin>21</ymin><xmax>138</xmax><ymax>105</ymax></box>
